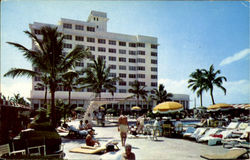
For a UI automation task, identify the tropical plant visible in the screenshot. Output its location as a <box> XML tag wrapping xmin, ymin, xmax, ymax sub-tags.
<box><xmin>202</xmin><ymin>65</ymin><xmax>227</xmax><ymax>104</ymax></box>
<box><xmin>188</xmin><ymin>69</ymin><xmax>207</xmax><ymax>107</ymax></box>
<box><xmin>10</xmin><ymin>93</ymin><xmax>30</xmax><ymax>105</ymax></box>
<box><xmin>34</xmin><ymin>73</ymin><xmax>50</xmax><ymax>108</ymax></box>
<box><xmin>4</xmin><ymin>26</ymin><xmax>91</xmax><ymax>127</ymax></box>
<box><xmin>78</xmin><ymin>57</ymin><xmax>121</xmax><ymax>99</ymax></box>
<box><xmin>152</xmin><ymin>84</ymin><xmax>173</xmax><ymax>104</ymax></box>
<box><xmin>128</xmin><ymin>80</ymin><xmax>148</xmax><ymax>106</ymax></box>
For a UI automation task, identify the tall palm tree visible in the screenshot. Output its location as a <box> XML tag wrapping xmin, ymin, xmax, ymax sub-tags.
<box><xmin>152</xmin><ymin>84</ymin><xmax>173</xmax><ymax>104</ymax></box>
<box><xmin>128</xmin><ymin>80</ymin><xmax>148</xmax><ymax>106</ymax></box>
<box><xmin>188</xmin><ymin>69</ymin><xmax>207</xmax><ymax>107</ymax></box>
<box><xmin>78</xmin><ymin>57</ymin><xmax>121</xmax><ymax>99</ymax></box>
<box><xmin>4</xmin><ymin>26</ymin><xmax>91</xmax><ymax>127</ymax></box>
<box><xmin>202</xmin><ymin>65</ymin><xmax>227</xmax><ymax>105</ymax></box>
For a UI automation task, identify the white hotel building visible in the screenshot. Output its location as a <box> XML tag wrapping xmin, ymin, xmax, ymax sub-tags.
<box><xmin>29</xmin><ymin>11</ymin><xmax>189</xmax><ymax>111</ymax></box>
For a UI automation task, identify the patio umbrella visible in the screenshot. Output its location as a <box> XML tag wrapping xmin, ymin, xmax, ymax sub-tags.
<box><xmin>100</xmin><ymin>106</ymin><xmax>105</xmax><ymax>110</ymax></box>
<box><xmin>207</xmin><ymin>103</ymin><xmax>233</xmax><ymax>112</ymax></box>
<box><xmin>153</xmin><ymin>102</ymin><xmax>183</xmax><ymax>114</ymax></box>
<box><xmin>244</xmin><ymin>104</ymin><xmax>250</xmax><ymax>110</ymax></box>
<box><xmin>131</xmin><ymin>106</ymin><xmax>141</xmax><ymax>111</ymax></box>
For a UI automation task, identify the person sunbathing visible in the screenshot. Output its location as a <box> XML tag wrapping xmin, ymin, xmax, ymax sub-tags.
<box><xmin>86</xmin><ymin>129</ymin><xmax>100</xmax><ymax>147</ymax></box>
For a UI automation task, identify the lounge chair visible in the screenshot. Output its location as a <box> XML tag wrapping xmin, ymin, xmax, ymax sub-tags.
<box><xmin>0</xmin><ymin>144</ymin><xmax>26</xmax><ymax>158</ymax></box>
<box><xmin>183</xmin><ymin>127</ymin><xmax>196</xmax><ymax>138</ymax></box>
<box><xmin>200</xmin><ymin>148</ymin><xmax>248</xmax><ymax>160</ymax></box>
<box><xmin>191</xmin><ymin>127</ymin><xmax>208</xmax><ymax>141</ymax></box>
<box><xmin>198</xmin><ymin>128</ymin><xmax>222</xmax><ymax>142</ymax></box>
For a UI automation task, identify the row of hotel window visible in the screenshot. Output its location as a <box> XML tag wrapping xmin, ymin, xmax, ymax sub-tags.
<box><xmin>34</xmin><ymin>29</ymin><xmax>157</xmax><ymax>49</ymax></box>
<box><xmin>75</xmin><ymin>62</ymin><xmax>158</xmax><ymax>71</ymax></box>
<box><xmin>63</xmin><ymin>44</ymin><xmax>157</xmax><ymax>57</ymax></box>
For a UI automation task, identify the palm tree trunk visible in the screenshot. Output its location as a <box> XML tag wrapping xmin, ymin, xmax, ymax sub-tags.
<box><xmin>200</xmin><ymin>92</ymin><xmax>203</xmax><ymax>107</ymax></box>
<box><xmin>44</xmin><ymin>86</ymin><xmax>47</xmax><ymax>108</ymax></box>
<box><xmin>210</xmin><ymin>89</ymin><xmax>215</xmax><ymax>105</ymax></box>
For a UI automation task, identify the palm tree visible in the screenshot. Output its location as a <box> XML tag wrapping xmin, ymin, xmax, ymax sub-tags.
<box><xmin>128</xmin><ymin>80</ymin><xmax>148</xmax><ymax>106</ymax></box>
<box><xmin>152</xmin><ymin>84</ymin><xmax>173</xmax><ymax>104</ymax></box>
<box><xmin>188</xmin><ymin>69</ymin><xmax>207</xmax><ymax>107</ymax></box>
<box><xmin>4</xmin><ymin>26</ymin><xmax>91</xmax><ymax>127</ymax></box>
<box><xmin>202</xmin><ymin>65</ymin><xmax>227</xmax><ymax>105</ymax></box>
<box><xmin>78</xmin><ymin>57</ymin><xmax>121</xmax><ymax>99</ymax></box>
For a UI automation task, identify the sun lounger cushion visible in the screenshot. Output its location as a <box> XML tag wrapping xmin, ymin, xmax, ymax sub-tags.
<box><xmin>200</xmin><ymin>148</ymin><xmax>247</xmax><ymax>160</ymax></box>
<box><xmin>226</xmin><ymin>122</ymin><xmax>239</xmax><ymax>130</ymax></box>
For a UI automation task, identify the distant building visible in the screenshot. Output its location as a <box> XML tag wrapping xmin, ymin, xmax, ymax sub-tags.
<box><xmin>29</xmin><ymin>10</ymin><xmax>189</xmax><ymax>111</ymax></box>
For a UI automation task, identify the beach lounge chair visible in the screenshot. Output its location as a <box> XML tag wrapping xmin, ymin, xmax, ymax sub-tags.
<box><xmin>191</xmin><ymin>127</ymin><xmax>208</xmax><ymax>141</ymax></box>
<box><xmin>226</xmin><ymin>122</ymin><xmax>240</xmax><ymax>130</ymax></box>
<box><xmin>198</xmin><ymin>128</ymin><xmax>222</xmax><ymax>142</ymax></box>
<box><xmin>200</xmin><ymin>148</ymin><xmax>248</xmax><ymax>160</ymax></box>
<box><xmin>183</xmin><ymin>127</ymin><xmax>196</xmax><ymax>138</ymax></box>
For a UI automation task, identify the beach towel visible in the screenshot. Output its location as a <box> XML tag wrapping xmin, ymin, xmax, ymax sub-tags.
<box><xmin>70</xmin><ymin>146</ymin><xmax>106</xmax><ymax>154</ymax></box>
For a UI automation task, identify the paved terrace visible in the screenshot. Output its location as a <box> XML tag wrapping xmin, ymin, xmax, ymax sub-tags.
<box><xmin>63</xmin><ymin>119</ymin><xmax>229</xmax><ymax>160</ymax></box>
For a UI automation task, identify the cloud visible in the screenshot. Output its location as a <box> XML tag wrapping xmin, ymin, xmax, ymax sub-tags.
<box><xmin>220</xmin><ymin>48</ymin><xmax>250</xmax><ymax>66</ymax></box>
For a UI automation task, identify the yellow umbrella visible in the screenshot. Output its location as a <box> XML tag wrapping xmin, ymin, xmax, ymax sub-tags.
<box><xmin>207</xmin><ymin>103</ymin><xmax>233</xmax><ymax>112</ymax></box>
<box><xmin>100</xmin><ymin>106</ymin><xmax>105</xmax><ymax>110</ymax></box>
<box><xmin>131</xmin><ymin>106</ymin><xmax>141</xmax><ymax>111</ymax></box>
<box><xmin>244</xmin><ymin>104</ymin><xmax>250</xmax><ymax>110</ymax></box>
<box><xmin>153</xmin><ymin>102</ymin><xmax>183</xmax><ymax>114</ymax></box>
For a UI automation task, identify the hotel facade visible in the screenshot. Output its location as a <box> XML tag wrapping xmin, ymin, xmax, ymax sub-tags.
<box><xmin>29</xmin><ymin>11</ymin><xmax>189</xmax><ymax>111</ymax></box>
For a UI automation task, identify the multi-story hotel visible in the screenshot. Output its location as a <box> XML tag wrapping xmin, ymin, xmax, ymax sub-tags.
<box><xmin>29</xmin><ymin>11</ymin><xmax>189</xmax><ymax>111</ymax></box>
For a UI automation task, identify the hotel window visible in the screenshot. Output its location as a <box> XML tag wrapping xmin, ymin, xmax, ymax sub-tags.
<box><xmin>119</xmin><ymin>41</ymin><xmax>126</xmax><ymax>46</ymax></box>
<box><xmin>75</xmin><ymin>24</ymin><xmax>84</xmax><ymax>30</ymax></box>
<box><xmin>151</xmin><ymin>67</ymin><xmax>157</xmax><ymax>72</ymax></box>
<box><xmin>119</xmin><ymin>73</ymin><xmax>126</xmax><ymax>78</ymax></box>
<box><xmin>119</xmin><ymin>89</ymin><xmax>126</xmax><ymax>93</ymax></box>
<box><xmin>98</xmin><ymin>55</ymin><xmax>106</xmax><ymax>60</ymax></box>
<box><xmin>111</xmin><ymin>82</ymin><xmax>117</xmax><ymax>85</ymax></box>
<box><xmin>76</xmin><ymin>62</ymin><xmax>84</xmax><ymax>67</ymax></box>
<box><xmin>76</xmin><ymin>45</ymin><xmax>84</xmax><ymax>49</ymax></box>
<box><xmin>75</xmin><ymin>36</ymin><xmax>84</xmax><ymax>41</ymax></box>
<box><xmin>151</xmin><ymin>59</ymin><xmax>157</xmax><ymax>64</ymax></box>
<box><xmin>119</xmin><ymin>65</ymin><xmax>126</xmax><ymax>70</ymax></box>
<box><xmin>34</xmin><ymin>76</ymin><xmax>41</xmax><ymax>81</ymax></box>
<box><xmin>151</xmin><ymin>44</ymin><xmax>158</xmax><ymax>49</ymax></box>
<box><xmin>63</xmin><ymin>23</ymin><xmax>72</xmax><ymax>29</ymax></box>
<box><xmin>129</xmin><ymin>66</ymin><xmax>137</xmax><ymax>71</ymax></box>
<box><xmin>137</xmin><ymin>74</ymin><xmax>145</xmax><ymax>79</ymax></box>
<box><xmin>151</xmin><ymin>52</ymin><xmax>157</xmax><ymax>56</ymax></box>
<box><xmin>87</xmin><ymin>63</ymin><xmax>94</xmax><ymax>67</ymax></box>
<box><xmin>109</xmin><ymin>48</ymin><xmax>116</xmax><ymax>53</ymax></box>
<box><xmin>139</xmin><ymin>81</ymin><xmax>146</xmax><ymax>86</ymax></box>
<box><xmin>109</xmin><ymin>73</ymin><xmax>116</xmax><ymax>77</ymax></box>
<box><xmin>129</xmin><ymin>58</ymin><xmax>136</xmax><ymax>63</ymax></box>
<box><xmin>87</xmin><ymin>46</ymin><xmax>95</xmax><ymax>51</ymax></box>
<box><xmin>87</xmin><ymin>26</ymin><xmax>95</xmax><ymax>32</ymax></box>
<box><xmin>109</xmin><ymin>65</ymin><xmax>116</xmax><ymax>69</ymax></box>
<box><xmin>137</xmin><ymin>66</ymin><xmax>145</xmax><ymax>71</ymax></box>
<box><xmin>98</xmin><ymin>47</ymin><xmax>106</xmax><ymax>52</ymax></box>
<box><xmin>129</xmin><ymin>74</ymin><xmax>136</xmax><ymax>78</ymax></box>
<box><xmin>119</xmin><ymin>81</ymin><xmax>126</xmax><ymax>86</ymax></box>
<box><xmin>129</xmin><ymin>43</ymin><xmax>136</xmax><ymax>48</ymax></box>
<box><xmin>137</xmin><ymin>51</ymin><xmax>145</xmax><ymax>55</ymax></box>
<box><xmin>137</xmin><ymin>43</ymin><xmax>145</xmax><ymax>47</ymax></box>
<box><xmin>64</xmin><ymin>35</ymin><xmax>72</xmax><ymax>40</ymax></box>
<box><xmin>151</xmin><ymin>75</ymin><xmax>157</xmax><ymax>79</ymax></box>
<box><xmin>109</xmin><ymin>56</ymin><xmax>116</xmax><ymax>61</ymax></box>
<box><xmin>109</xmin><ymin>40</ymin><xmax>116</xmax><ymax>45</ymax></box>
<box><xmin>87</xmin><ymin>37</ymin><xmax>95</xmax><ymax>43</ymax></box>
<box><xmin>119</xmin><ymin>49</ymin><xmax>126</xmax><ymax>54</ymax></box>
<box><xmin>98</xmin><ymin>39</ymin><xmax>106</xmax><ymax>44</ymax></box>
<box><xmin>119</xmin><ymin>57</ymin><xmax>126</xmax><ymax>62</ymax></box>
<box><xmin>137</xmin><ymin>58</ymin><xmax>145</xmax><ymax>63</ymax></box>
<box><xmin>64</xmin><ymin>43</ymin><xmax>72</xmax><ymax>49</ymax></box>
<box><xmin>34</xmin><ymin>29</ymin><xmax>41</xmax><ymax>35</ymax></box>
<box><xmin>129</xmin><ymin>51</ymin><xmax>136</xmax><ymax>55</ymax></box>
<box><xmin>151</xmin><ymin>82</ymin><xmax>157</xmax><ymax>87</ymax></box>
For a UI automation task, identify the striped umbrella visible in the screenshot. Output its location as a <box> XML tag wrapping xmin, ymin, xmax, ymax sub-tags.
<box><xmin>207</xmin><ymin>103</ymin><xmax>233</xmax><ymax>112</ymax></box>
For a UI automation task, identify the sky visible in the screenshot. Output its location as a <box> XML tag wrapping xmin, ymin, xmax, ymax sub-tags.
<box><xmin>1</xmin><ymin>0</ymin><xmax>249</xmax><ymax>108</ymax></box>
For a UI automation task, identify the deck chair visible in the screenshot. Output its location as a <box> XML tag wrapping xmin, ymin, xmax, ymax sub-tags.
<box><xmin>200</xmin><ymin>148</ymin><xmax>248</xmax><ymax>160</ymax></box>
<box><xmin>0</xmin><ymin>144</ymin><xmax>25</xmax><ymax>157</ymax></box>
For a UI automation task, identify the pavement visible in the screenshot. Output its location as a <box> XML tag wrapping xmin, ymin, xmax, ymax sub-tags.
<box><xmin>62</xmin><ymin>119</ymin><xmax>230</xmax><ymax>160</ymax></box>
